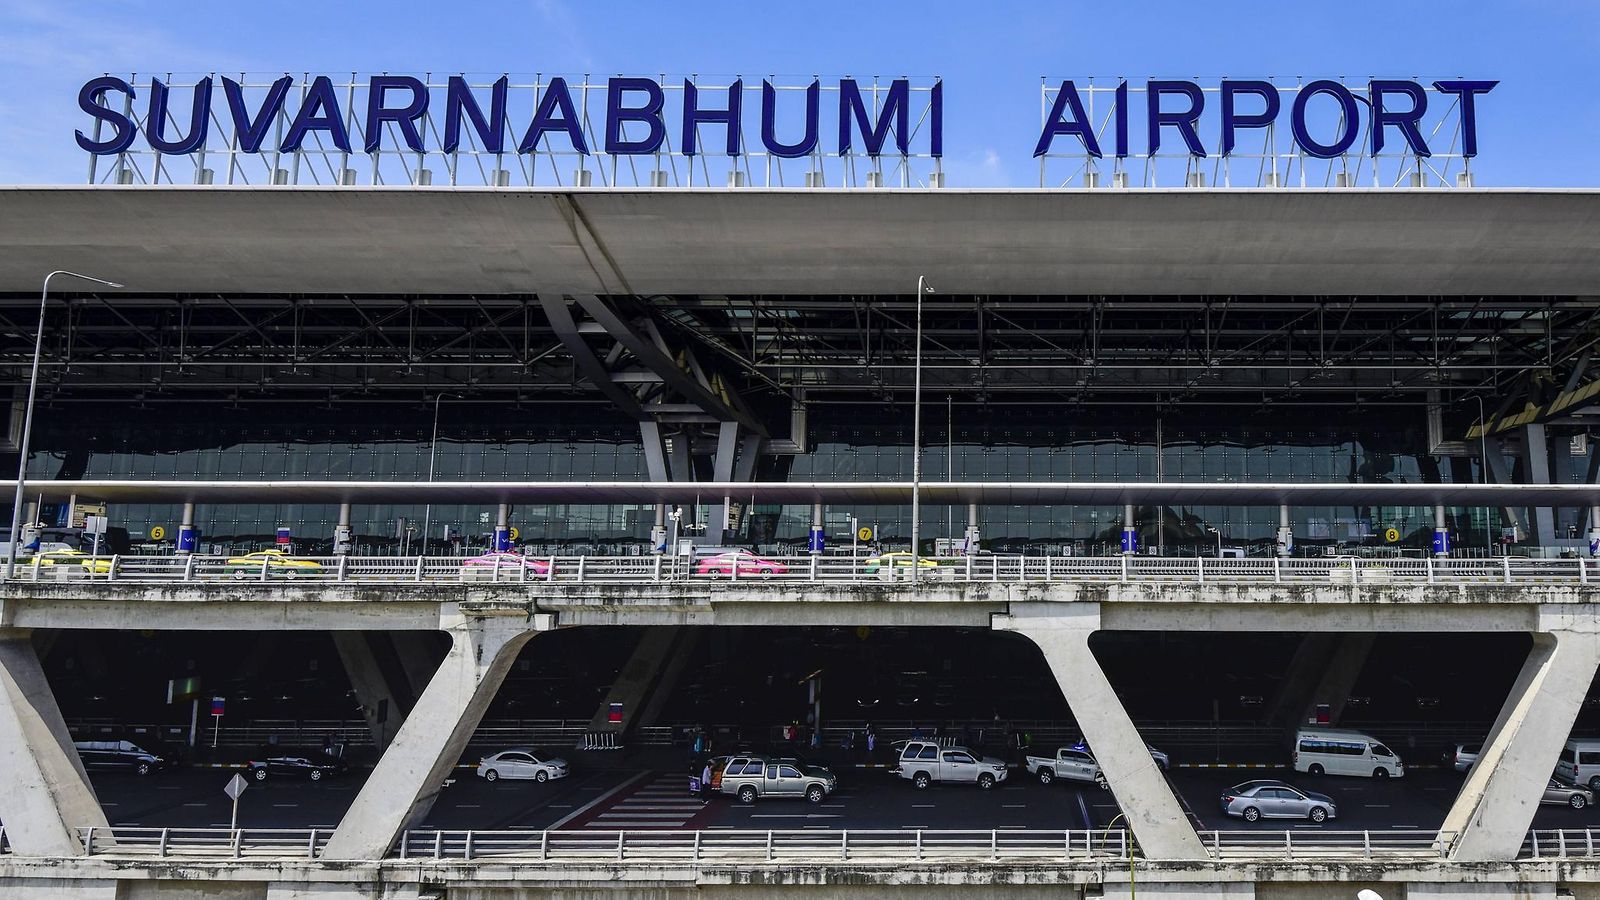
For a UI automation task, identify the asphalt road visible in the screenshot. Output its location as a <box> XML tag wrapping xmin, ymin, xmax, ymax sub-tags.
<box><xmin>89</xmin><ymin>762</ymin><xmax>1600</xmax><ymax>835</ymax></box>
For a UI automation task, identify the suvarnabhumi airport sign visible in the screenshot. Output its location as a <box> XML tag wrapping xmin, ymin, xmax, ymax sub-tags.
<box><xmin>74</xmin><ymin>73</ymin><xmax>1494</xmax><ymax>189</ymax></box>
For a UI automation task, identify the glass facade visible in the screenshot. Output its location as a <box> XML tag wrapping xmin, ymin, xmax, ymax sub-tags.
<box><xmin>19</xmin><ymin>401</ymin><xmax>1510</xmax><ymax>556</ymax></box>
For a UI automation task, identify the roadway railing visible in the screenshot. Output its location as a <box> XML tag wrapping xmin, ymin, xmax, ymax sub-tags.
<box><xmin>63</xmin><ymin>826</ymin><xmax>1463</xmax><ymax>862</ymax></box>
<box><xmin>10</xmin><ymin>553</ymin><xmax>1598</xmax><ymax>587</ymax></box>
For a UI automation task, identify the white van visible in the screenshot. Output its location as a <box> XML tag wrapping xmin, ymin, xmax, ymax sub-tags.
<box><xmin>1292</xmin><ymin>728</ymin><xmax>1404</xmax><ymax>778</ymax></box>
<box><xmin>1556</xmin><ymin>739</ymin><xmax>1600</xmax><ymax>790</ymax></box>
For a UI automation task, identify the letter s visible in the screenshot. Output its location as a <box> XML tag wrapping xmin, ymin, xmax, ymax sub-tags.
<box><xmin>76</xmin><ymin>76</ymin><xmax>138</xmax><ymax>154</ymax></box>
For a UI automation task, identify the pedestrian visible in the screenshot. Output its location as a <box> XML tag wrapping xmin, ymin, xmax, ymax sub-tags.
<box><xmin>810</xmin><ymin>728</ymin><xmax>821</xmax><ymax>750</ymax></box>
<box><xmin>700</xmin><ymin>760</ymin><xmax>713</xmax><ymax>803</ymax></box>
<box><xmin>866</xmin><ymin>727</ymin><xmax>877</xmax><ymax>754</ymax></box>
<box><xmin>693</xmin><ymin>729</ymin><xmax>704</xmax><ymax>755</ymax></box>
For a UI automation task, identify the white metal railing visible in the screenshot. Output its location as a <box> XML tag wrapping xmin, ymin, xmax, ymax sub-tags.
<box><xmin>9</xmin><ymin>553</ymin><xmax>1598</xmax><ymax>588</ymax></box>
<box><xmin>64</xmin><ymin>826</ymin><xmax>1470</xmax><ymax>862</ymax></box>
<box><xmin>1523</xmin><ymin>829</ymin><xmax>1600</xmax><ymax>859</ymax></box>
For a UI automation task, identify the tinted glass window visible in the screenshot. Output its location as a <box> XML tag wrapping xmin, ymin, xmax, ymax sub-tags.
<box><xmin>917</xmin><ymin>745</ymin><xmax>939</xmax><ymax>760</ymax></box>
<box><xmin>944</xmin><ymin>752</ymin><xmax>973</xmax><ymax>764</ymax></box>
<box><xmin>1579</xmin><ymin>751</ymin><xmax>1600</xmax><ymax>765</ymax></box>
<box><xmin>729</xmin><ymin>758</ymin><xmax>750</xmax><ymax>774</ymax></box>
<box><xmin>1371</xmin><ymin>744</ymin><xmax>1393</xmax><ymax>758</ymax></box>
<box><xmin>1561</xmin><ymin>748</ymin><xmax>1577</xmax><ymax>764</ymax></box>
<box><xmin>766</xmin><ymin>765</ymin><xmax>779</xmax><ymax>779</ymax></box>
<box><xmin>780</xmin><ymin>765</ymin><xmax>802</xmax><ymax>778</ymax></box>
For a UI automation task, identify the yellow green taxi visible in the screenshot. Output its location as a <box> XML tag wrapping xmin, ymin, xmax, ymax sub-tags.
<box><xmin>34</xmin><ymin>548</ymin><xmax>113</xmax><ymax>574</ymax></box>
<box><xmin>224</xmin><ymin>549</ymin><xmax>324</xmax><ymax>579</ymax></box>
<box><xmin>862</xmin><ymin>552</ymin><xmax>941</xmax><ymax>573</ymax></box>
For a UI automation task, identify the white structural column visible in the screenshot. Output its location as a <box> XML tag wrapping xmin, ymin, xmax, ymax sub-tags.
<box><xmin>1443</xmin><ymin>614</ymin><xmax>1600</xmax><ymax>861</ymax></box>
<box><xmin>994</xmin><ymin>605</ymin><xmax>1205</xmax><ymax>859</ymax></box>
<box><xmin>0</xmin><ymin>628</ymin><xmax>109</xmax><ymax>856</ymax></box>
<box><xmin>330</xmin><ymin>632</ymin><xmax>406</xmax><ymax>751</ymax></box>
<box><xmin>322</xmin><ymin>621</ymin><xmax>542</xmax><ymax>860</ymax></box>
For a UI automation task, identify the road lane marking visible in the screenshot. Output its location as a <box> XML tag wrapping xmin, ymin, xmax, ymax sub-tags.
<box><xmin>547</xmin><ymin>772</ymin><xmax>653</xmax><ymax>830</ymax></box>
<box><xmin>749</xmin><ymin>814</ymin><xmax>840</xmax><ymax>819</ymax></box>
<box><xmin>1364</xmin><ymin>804</ymin><xmax>1390</xmax><ymax>808</ymax></box>
<box><xmin>182</xmin><ymin>802</ymin><xmax>207</xmax><ymax>807</ymax></box>
<box><xmin>547</xmin><ymin>804</ymin><xmax>573</xmax><ymax>809</ymax></box>
<box><xmin>1077</xmin><ymin>793</ymin><xmax>1093</xmax><ymax>829</ymax></box>
<box><xmin>1003</xmin><ymin>804</ymin><xmax>1026</xmax><ymax>808</ymax></box>
<box><xmin>912</xmin><ymin>804</ymin><xmax>935</xmax><ymax>808</ymax></box>
<box><xmin>271</xmin><ymin>803</ymin><xmax>297</xmax><ymax>808</ymax></box>
<box><xmin>456</xmin><ymin>804</ymin><xmax>481</xmax><ymax>808</ymax></box>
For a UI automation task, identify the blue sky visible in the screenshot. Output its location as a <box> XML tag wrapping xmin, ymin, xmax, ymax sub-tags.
<box><xmin>2</xmin><ymin>0</ymin><xmax>1596</xmax><ymax>187</ymax></box>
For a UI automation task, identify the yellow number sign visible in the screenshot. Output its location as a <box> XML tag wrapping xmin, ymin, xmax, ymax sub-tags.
<box><xmin>150</xmin><ymin>526</ymin><xmax>166</xmax><ymax>540</ymax></box>
<box><xmin>1384</xmin><ymin>527</ymin><xmax>1401</xmax><ymax>543</ymax></box>
<box><xmin>509</xmin><ymin>527</ymin><xmax>520</xmax><ymax>541</ymax></box>
<box><xmin>857</xmin><ymin>526</ymin><xmax>874</xmax><ymax>542</ymax></box>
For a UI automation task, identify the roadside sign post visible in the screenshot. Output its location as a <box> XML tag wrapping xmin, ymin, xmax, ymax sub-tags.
<box><xmin>84</xmin><ymin>514</ymin><xmax>107</xmax><ymax>561</ymax></box>
<box><xmin>224</xmin><ymin>772</ymin><xmax>248</xmax><ymax>831</ymax></box>
<box><xmin>210</xmin><ymin>696</ymin><xmax>225</xmax><ymax>749</ymax></box>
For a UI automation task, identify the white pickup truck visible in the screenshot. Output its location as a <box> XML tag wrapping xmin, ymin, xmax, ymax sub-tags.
<box><xmin>1024</xmin><ymin>744</ymin><xmax>1171</xmax><ymax>787</ymax></box>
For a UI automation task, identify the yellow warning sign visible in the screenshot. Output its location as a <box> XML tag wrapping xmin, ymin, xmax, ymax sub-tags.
<box><xmin>150</xmin><ymin>526</ymin><xmax>166</xmax><ymax>540</ymax></box>
<box><xmin>1384</xmin><ymin>527</ymin><xmax>1401</xmax><ymax>543</ymax></box>
<box><xmin>857</xmin><ymin>526</ymin><xmax>874</xmax><ymax>542</ymax></box>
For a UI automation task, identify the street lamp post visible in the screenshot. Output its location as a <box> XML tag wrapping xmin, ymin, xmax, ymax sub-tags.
<box><xmin>420</xmin><ymin>392</ymin><xmax>457</xmax><ymax>557</ymax></box>
<box><xmin>910</xmin><ymin>276</ymin><xmax>933</xmax><ymax>584</ymax></box>
<box><xmin>6</xmin><ymin>271</ymin><xmax>123</xmax><ymax>580</ymax></box>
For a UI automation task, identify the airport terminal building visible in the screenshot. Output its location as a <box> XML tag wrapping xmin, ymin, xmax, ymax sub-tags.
<box><xmin>3</xmin><ymin>72</ymin><xmax>1600</xmax><ymax>899</ymax></box>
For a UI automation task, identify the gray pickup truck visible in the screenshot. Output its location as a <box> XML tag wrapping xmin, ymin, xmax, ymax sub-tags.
<box><xmin>712</xmin><ymin>755</ymin><xmax>837</xmax><ymax>804</ymax></box>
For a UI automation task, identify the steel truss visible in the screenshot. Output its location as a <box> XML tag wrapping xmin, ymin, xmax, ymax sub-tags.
<box><xmin>0</xmin><ymin>293</ymin><xmax>1590</xmax><ymax>427</ymax></box>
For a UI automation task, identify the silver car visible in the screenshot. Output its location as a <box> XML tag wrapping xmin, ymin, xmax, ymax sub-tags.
<box><xmin>1220</xmin><ymin>780</ymin><xmax>1337</xmax><ymax>823</ymax></box>
<box><xmin>1544</xmin><ymin>777</ymin><xmax>1594</xmax><ymax>809</ymax></box>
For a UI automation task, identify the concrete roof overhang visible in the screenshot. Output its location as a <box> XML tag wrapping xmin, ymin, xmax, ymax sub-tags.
<box><xmin>11</xmin><ymin>480</ymin><xmax>1600</xmax><ymax>507</ymax></box>
<box><xmin>2</xmin><ymin>186</ymin><xmax>1599</xmax><ymax>297</ymax></box>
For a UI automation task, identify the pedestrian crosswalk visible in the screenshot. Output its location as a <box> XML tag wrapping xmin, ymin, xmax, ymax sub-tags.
<box><xmin>564</xmin><ymin>773</ymin><xmax>713</xmax><ymax>830</ymax></box>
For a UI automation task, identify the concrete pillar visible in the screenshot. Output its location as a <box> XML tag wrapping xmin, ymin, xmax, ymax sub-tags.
<box><xmin>1588</xmin><ymin>505</ymin><xmax>1600</xmax><ymax>557</ymax></box>
<box><xmin>650</xmin><ymin>503</ymin><xmax>668</xmax><ymax>554</ymax></box>
<box><xmin>588</xmin><ymin>626</ymin><xmax>690</xmax><ymax>736</ymax></box>
<box><xmin>994</xmin><ymin>605</ymin><xmax>1205</xmax><ymax>860</ymax></box>
<box><xmin>1442</xmin><ymin>618</ymin><xmax>1600</xmax><ymax>861</ymax></box>
<box><xmin>322</xmin><ymin>622</ymin><xmax>541</xmax><ymax>860</ymax></box>
<box><xmin>709</xmin><ymin>421</ymin><xmax>740</xmax><ymax>543</ymax></box>
<box><xmin>965</xmin><ymin>502</ymin><xmax>980</xmax><ymax>553</ymax></box>
<box><xmin>1524</xmin><ymin>424</ymin><xmax>1557</xmax><ymax>548</ymax></box>
<box><xmin>0</xmin><ymin>628</ymin><xmax>109</xmax><ymax>855</ymax></box>
<box><xmin>1120</xmin><ymin>504</ymin><xmax>1138</xmax><ymax>554</ymax></box>
<box><xmin>636</xmin><ymin>628</ymin><xmax>702</xmax><ymax>728</ymax></box>
<box><xmin>1267</xmin><ymin>633</ymin><xmax>1374</xmax><ymax>727</ymax></box>
<box><xmin>809</xmin><ymin>503</ymin><xmax>824</xmax><ymax>554</ymax></box>
<box><xmin>387</xmin><ymin>632</ymin><xmax>443</xmax><ymax>699</ymax></box>
<box><xmin>493</xmin><ymin>503</ymin><xmax>510</xmax><ymax>552</ymax></box>
<box><xmin>1433</xmin><ymin>505</ymin><xmax>1451</xmax><ymax>556</ymax></box>
<box><xmin>333</xmin><ymin>503</ymin><xmax>353</xmax><ymax>556</ymax></box>
<box><xmin>1275</xmin><ymin>504</ymin><xmax>1293</xmax><ymax>557</ymax></box>
<box><xmin>177</xmin><ymin>502</ymin><xmax>197</xmax><ymax>554</ymax></box>
<box><xmin>330</xmin><ymin>632</ymin><xmax>406</xmax><ymax>750</ymax></box>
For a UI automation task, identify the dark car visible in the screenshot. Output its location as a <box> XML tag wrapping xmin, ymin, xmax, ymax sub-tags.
<box><xmin>247</xmin><ymin>754</ymin><xmax>348</xmax><ymax>782</ymax></box>
<box><xmin>74</xmin><ymin>739</ymin><xmax>168</xmax><ymax>775</ymax></box>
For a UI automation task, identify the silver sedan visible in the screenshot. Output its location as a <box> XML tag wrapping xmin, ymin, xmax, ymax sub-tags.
<box><xmin>1220</xmin><ymin>780</ymin><xmax>1338</xmax><ymax>823</ymax></box>
<box><xmin>1544</xmin><ymin>777</ymin><xmax>1594</xmax><ymax>809</ymax></box>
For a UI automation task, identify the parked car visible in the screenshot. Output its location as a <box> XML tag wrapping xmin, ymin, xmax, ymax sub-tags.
<box><xmin>476</xmin><ymin>748</ymin><xmax>569</xmax><ymax>782</ymax></box>
<box><xmin>1544</xmin><ymin>776</ymin><xmax>1594</xmax><ymax>809</ymax></box>
<box><xmin>694</xmin><ymin>550</ymin><xmax>789</xmax><ymax>577</ymax></box>
<box><xmin>247</xmin><ymin>754</ymin><xmax>348</xmax><ymax>781</ymax></box>
<box><xmin>74</xmin><ymin>739</ymin><xmax>168</xmax><ymax>775</ymax></box>
<box><xmin>36</xmin><ymin>549</ymin><xmax>113</xmax><ymax>574</ymax></box>
<box><xmin>225</xmin><ymin>550</ymin><xmax>323</xmax><ymax>580</ymax></box>
<box><xmin>1293</xmin><ymin>728</ymin><xmax>1404</xmax><ymax>778</ymax></box>
<box><xmin>863</xmin><ymin>552</ymin><xmax>939</xmax><ymax>574</ymax></box>
<box><xmin>1450</xmin><ymin>743</ymin><xmax>1480</xmax><ymax>773</ymax></box>
<box><xmin>711</xmin><ymin>754</ymin><xmax>836</xmax><ymax>803</ymax></box>
<box><xmin>1556</xmin><ymin>739</ymin><xmax>1600</xmax><ymax>791</ymax></box>
<box><xmin>459</xmin><ymin>552</ymin><xmax>550</xmax><ymax>580</ymax></box>
<box><xmin>895</xmin><ymin>740</ymin><xmax>1009</xmax><ymax>790</ymax></box>
<box><xmin>1219</xmin><ymin>780</ymin><xmax>1338</xmax><ymax>823</ymax></box>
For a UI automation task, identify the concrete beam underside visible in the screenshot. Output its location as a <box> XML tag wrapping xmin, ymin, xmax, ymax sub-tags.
<box><xmin>1443</xmin><ymin>620</ymin><xmax>1600</xmax><ymax>861</ymax></box>
<box><xmin>0</xmin><ymin>628</ymin><xmax>109</xmax><ymax>856</ymax></box>
<box><xmin>331</xmin><ymin>632</ymin><xmax>415</xmax><ymax>751</ymax></box>
<box><xmin>1268</xmin><ymin>633</ymin><xmax>1376</xmax><ymax>727</ymax></box>
<box><xmin>321</xmin><ymin>623</ymin><xmax>540</xmax><ymax>860</ymax></box>
<box><xmin>994</xmin><ymin>604</ymin><xmax>1207</xmax><ymax>861</ymax></box>
<box><xmin>589</xmin><ymin>625</ymin><xmax>696</xmax><ymax>736</ymax></box>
